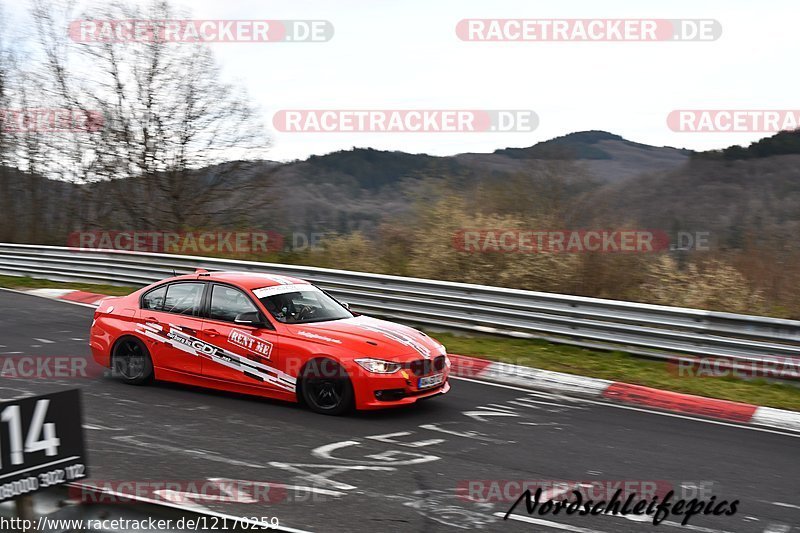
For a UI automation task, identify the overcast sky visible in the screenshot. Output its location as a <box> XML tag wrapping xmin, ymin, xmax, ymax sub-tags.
<box><xmin>6</xmin><ymin>0</ymin><xmax>798</xmax><ymax>162</ymax></box>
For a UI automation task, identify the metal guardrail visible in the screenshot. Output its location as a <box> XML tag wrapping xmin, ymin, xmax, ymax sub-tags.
<box><xmin>1</xmin><ymin>243</ymin><xmax>799</xmax><ymax>367</ymax></box>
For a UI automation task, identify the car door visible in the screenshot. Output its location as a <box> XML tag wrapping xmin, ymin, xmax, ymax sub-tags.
<box><xmin>199</xmin><ymin>283</ymin><xmax>290</xmax><ymax>393</ymax></box>
<box><xmin>138</xmin><ymin>281</ymin><xmax>206</xmax><ymax>375</ymax></box>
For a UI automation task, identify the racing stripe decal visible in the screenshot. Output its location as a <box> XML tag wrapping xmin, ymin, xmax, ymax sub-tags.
<box><xmin>136</xmin><ymin>323</ymin><xmax>296</xmax><ymax>392</ymax></box>
<box><xmin>352</xmin><ymin>319</ymin><xmax>432</xmax><ymax>359</ymax></box>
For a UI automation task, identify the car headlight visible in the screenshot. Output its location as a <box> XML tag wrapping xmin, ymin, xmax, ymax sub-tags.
<box><xmin>355</xmin><ymin>358</ymin><xmax>402</xmax><ymax>374</ymax></box>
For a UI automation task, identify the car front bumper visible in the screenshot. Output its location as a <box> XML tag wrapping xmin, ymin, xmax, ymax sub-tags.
<box><xmin>352</xmin><ymin>365</ymin><xmax>451</xmax><ymax>410</ymax></box>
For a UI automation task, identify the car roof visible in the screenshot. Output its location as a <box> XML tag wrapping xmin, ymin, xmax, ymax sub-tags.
<box><xmin>165</xmin><ymin>270</ymin><xmax>311</xmax><ymax>291</ymax></box>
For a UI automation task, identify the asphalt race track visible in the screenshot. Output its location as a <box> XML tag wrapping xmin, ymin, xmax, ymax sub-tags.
<box><xmin>0</xmin><ymin>289</ymin><xmax>798</xmax><ymax>533</ymax></box>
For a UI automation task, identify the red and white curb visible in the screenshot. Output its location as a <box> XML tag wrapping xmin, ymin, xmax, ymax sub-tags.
<box><xmin>448</xmin><ymin>354</ymin><xmax>800</xmax><ymax>433</ymax></box>
<box><xmin>26</xmin><ymin>288</ymin><xmax>112</xmax><ymax>306</ymax></box>
<box><xmin>12</xmin><ymin>287</ymin><xmax>800</xmax><ymax>433</ymax></box>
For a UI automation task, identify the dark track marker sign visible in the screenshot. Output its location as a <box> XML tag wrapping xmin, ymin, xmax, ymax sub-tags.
<box><xmin>0</xmin><ymin>390</ymin><xmax>88</xmax><ymax>503</ymax></box>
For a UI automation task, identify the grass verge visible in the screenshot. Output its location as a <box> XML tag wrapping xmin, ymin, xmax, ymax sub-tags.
<box><xmin>432</xmin><ymin>332</ymin><xmax>800</xmax><ymax>412</ymax></box>
<box><xmin>0</xmin><ymin>275</ymin><xmax>136</xmax><ymax>297</ymax></box>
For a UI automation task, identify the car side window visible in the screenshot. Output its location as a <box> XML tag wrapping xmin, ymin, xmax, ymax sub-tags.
<box><xmin>163</xmin><ymin>282</ymin><xmax>205</xmax><ymax>316</ymax></box>
<box><xmin>208</xmin><ymin>284</ymin><xmax>258</xmax><ymax>323</ymax></box>
<box><xmin>141</xmin><ymin>285</ymin><xmax>167</xmax><ymax>311</ymax></box>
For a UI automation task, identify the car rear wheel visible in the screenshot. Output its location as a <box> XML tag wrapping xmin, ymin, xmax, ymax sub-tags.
<box><xmin>300</xmin><ymin>359</ymin><xmax>354</xmax><ymax>416</ymax></box>
<box><xmin>112</xmin><ymin>337</ymin><xmax>153</xmax><ymax>385</ymax></box>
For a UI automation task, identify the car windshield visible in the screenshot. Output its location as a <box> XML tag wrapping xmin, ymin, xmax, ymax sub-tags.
<box><xmin>255</xmin><ymin>284</ymin><xmax>353</xmax><ymax>324</ymax></box>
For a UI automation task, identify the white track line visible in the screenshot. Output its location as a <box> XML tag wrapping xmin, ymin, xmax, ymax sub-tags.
<box><xmin>497</xmin><ymin>513</ymin><xmax>608</xmax><ymax>533</ymax></box>
<box><xmin>0</xmin><ymin>287</ymin><xmax>101</xmax><ymax>309</ymax></box>
<box><xmin>763</xmin><ymin>501</ymin><xmax>800</xmax><ymax>511</ymax></box>
<box><xmin>453</xmin><ymin>376</ymin><xmax>800</xmax><ymax>439</ymax></box>
<box><xmin>67</xmin><ymin>482</ymin><xmax>312</xmax><ymax>533</ymax></box>
<box><xmin>498</xmin><ymin>512</ymin><xmax>736</xmax><ymax>533</ymax></box>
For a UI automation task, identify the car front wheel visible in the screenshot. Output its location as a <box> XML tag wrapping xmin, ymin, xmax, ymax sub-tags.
<box><xmin>300</xmin><ymin>359</ymin><xmax>354</xmax><ymax>415</ymax></box>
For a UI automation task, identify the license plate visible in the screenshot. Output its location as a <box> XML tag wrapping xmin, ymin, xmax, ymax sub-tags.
<box><xmin>418</xmin><ymin>373</ymin><xmax>444</xmax><ymax>389</ymax></box>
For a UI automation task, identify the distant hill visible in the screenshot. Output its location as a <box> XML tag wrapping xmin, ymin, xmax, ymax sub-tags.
<box><xmin>693</xmin><ymin>129</ymin><xmax>800</xmax><ymax>160</ymax></box>
<box><xmin>242</xmin><ymin>131</ymin><xmax>694</xmax><ymax>233</ymax></box>
<box><xmin>4</xmin><ymin>130</ymin><xmax>800</xmax><ymax>250</ymax></box>
<box><xmin>578</xmin><ymin>152</ymin><xmax>800</xmax><ymax>250</ymax></box>
<box><xmin>215</xmin><ymin>129</ymin><xmax>800</xmax><ymax>243</ymax></box>
<box><xmin>279</xmin><ymin>130</ymin><xmax>692</xmax><ymax>191</ymax></box>
<box><xmin>302</xmin><ymin>148</ymin><xmax>463</xmax><ymax>191</ymax></box>
<box><xmin>457</xmin><ymin>130</ymin><xmax>691</xmax><ymax>183</ymax></box>
<box><xmin>495</xmin><ymin>130</ymin><xmax>626</xmax><ymax>159</ymax></box>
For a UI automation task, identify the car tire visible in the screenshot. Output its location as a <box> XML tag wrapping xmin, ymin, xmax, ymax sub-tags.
<box><xmin>300</xmin><ymin>359</ymin><xmax>354</xmax><ymax>416</ymax></box>
<box><xmin>112</xmin><ymin>337</ymin><xmax>154</xmax><ymax>385</ymax></box>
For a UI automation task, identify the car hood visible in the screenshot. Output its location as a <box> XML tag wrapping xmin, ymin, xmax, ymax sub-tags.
<box><xmin>283</xmin><ymin>315</ymin><xmax>445</xmax><ymax>361</ymax></box>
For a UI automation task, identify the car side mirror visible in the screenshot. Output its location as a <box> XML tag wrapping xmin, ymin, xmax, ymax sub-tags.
<box><xmin>234</xmin><ymin>311</ymin><xmax>265</xmax><ymax>327</ymax></box>
<box><xmin>340</xmin><ymin>301</ymin><xmax>359</xmax><ymax>316</ymax></box>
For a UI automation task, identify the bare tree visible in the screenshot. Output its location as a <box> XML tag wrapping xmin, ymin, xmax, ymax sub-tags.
<box><xmin>0</xmin><ymin>4</ymin><xmax>19</xmax><ymax>241</ymax></box>
<box><xmin>32</xmin><ymin>0</ymin><xmax>272</xmax><ymax>231</ymax></box>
